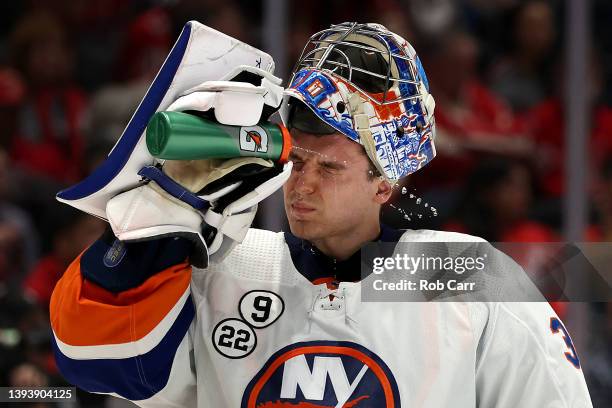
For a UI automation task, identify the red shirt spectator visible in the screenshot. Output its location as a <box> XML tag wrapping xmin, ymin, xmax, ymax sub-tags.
<box><xmin>416</xmin><ymin>31</ymin><xmax>529</xmax><ymax>191</ymax></box>
<box><xmin>527</xmin><ymin>100</ymin><xmax>612</xmax><ymax>197</ymax></box>
<box><xmin>8</xmin><ymin>11</ymin><xmax>88</xmax><ymax>183</ymax></box>
<box><xmin>22</xmin><ymin>255</ymin><xmax>64</xmax><ymax>306</ymax></box>
<box><xmin>10</xmin><ymin>87</ymin><xmax>86</xmax><ymax>182</ymax></box>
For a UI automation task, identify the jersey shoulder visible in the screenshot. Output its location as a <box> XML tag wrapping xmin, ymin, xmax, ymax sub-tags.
<box><xmin>398</xmin><ymin>229</ymin><xmax>488</xmax><ymax>243</ymax></box>
<box><xmin>492</xmin><ymin>301</ymin><xmax>563</xmax><ymax>349</ymax></box>
<box><xmin>205</xmin><ymin>228</ymin><xmax>299</xmax><ymax>284</ymax></box>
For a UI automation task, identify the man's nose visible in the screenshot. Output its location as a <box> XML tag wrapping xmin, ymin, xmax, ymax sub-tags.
<box><xmin>292</xmin><ymin>162</ymin><xmax>319</xmax><ymax>195</ymax></box>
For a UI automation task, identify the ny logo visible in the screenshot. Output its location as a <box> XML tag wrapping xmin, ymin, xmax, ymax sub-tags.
<box><xmin>280</xmin><ymin>355</ymin><xmax>368</xmax><ymax>408</ymax></box>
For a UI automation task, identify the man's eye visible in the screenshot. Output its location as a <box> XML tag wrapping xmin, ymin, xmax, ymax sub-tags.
<box><xmin>291</xmin><ymin>160</ymin><xmax>304</xmax><ymax>170</ymax></box>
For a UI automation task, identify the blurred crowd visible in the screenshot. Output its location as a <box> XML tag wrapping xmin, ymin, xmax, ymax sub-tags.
<box><xmin>0</xmin><ymin>0</ymin><xmax>610</xmax><ymax>406</ymax></box>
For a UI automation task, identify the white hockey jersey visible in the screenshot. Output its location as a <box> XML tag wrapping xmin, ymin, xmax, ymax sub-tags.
<box><xmin>50</xmin><ymin>228</ymin><xmax>593</xmax><ymax>407</ymax></box>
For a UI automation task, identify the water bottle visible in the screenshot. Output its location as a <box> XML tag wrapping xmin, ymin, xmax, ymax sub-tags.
<box><xmin>146</xmin><ymin>111</ymin><xmax>292</xmax><ymax>162</ymax></box>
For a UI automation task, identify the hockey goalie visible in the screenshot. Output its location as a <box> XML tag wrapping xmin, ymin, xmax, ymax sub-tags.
<box><xmin>49</xmin><ymin>21</ymin><xmax>592</xmax><ymax>407</ymax></box>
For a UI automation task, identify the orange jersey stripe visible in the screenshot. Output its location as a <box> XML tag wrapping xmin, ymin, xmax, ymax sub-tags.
<box><xmin>51</xmin><ymin>254</ymin><xmax>191</xmax><ymax>347</ymax></box>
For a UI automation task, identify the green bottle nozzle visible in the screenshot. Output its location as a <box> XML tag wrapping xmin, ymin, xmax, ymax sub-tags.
<box><xmin>146</xmin><ymin>111</ymin><xmax>292</xmax><ymax>162</ymax></box>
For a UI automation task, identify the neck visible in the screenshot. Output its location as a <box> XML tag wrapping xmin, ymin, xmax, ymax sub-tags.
<box><xmin>310</xmin><ymin>220</ymin><xmax>381</xmax><ymax>261</ymax></box>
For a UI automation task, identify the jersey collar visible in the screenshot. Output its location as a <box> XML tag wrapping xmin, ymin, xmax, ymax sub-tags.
<box><xmin>284</xmin><ymin>224</ymin><xmax>403</xmax><ymax>284</ymax></box>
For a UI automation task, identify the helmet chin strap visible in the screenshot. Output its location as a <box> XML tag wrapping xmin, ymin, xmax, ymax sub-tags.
<box><xmin>347</xmin><ymin>92</ymin><xmax>396</xmax><ymax>184</ymax></box>
<box><xmin>421</xmin><ymin>82</ymin><xmax>436</xmax><ymax>121</ymax></box>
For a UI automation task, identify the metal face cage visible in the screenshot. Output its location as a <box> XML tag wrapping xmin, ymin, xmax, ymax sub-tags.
<box><xmin>290</xmin><ymin>22</ymin><xmax>424</xmax><ymax>106</ymax></box>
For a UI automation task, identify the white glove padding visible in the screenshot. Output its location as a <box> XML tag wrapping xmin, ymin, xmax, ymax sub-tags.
<box><xmin>105</xmin><ymin>66</ymin><xmax>287</xmax><ymax>267</ymax></box>
<box><xmin>168</xmin><ymin>65</ymin><xmax>283</xmax><ymax>126</ymax></box>
<box><xmin>106</xmin><ymin>159</ymin><xmax>292</xmax><ymax>268</ymax></box>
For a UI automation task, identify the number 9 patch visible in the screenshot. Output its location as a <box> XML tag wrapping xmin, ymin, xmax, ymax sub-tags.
<box><xmin>239</xmin><ymin>290</ymin><xmax>285</xmax><ymax>328</ymax></box>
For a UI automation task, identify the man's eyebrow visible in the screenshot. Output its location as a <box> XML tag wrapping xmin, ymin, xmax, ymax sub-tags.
<box><xmin>289</xmin><ymin>149</ymin><xmax>347</xmax><ymax>170</ymax></box>
<box><xmin>320</xmin><ymin>159</ymin><xmax>347</xmax><ymax>170</ymax></box>
<box><xmin>288</xmin><ymin>150</ymin><xmax>305</xmax><ymax>160</ymax></box>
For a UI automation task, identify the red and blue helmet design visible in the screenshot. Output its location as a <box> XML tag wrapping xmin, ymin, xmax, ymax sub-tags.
<box><xmin>283</xmin><ymin>22</ymin><xmax>436</xmax><ymax>182</ymax></box>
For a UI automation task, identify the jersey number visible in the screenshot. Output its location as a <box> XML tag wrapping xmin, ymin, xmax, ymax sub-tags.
<box><xmin>251</xmin><ymin>296</ymin><xmax>272</xmax><ymax>323</ymax></box>
<box><xmin>238</xmin><ymin>290</ymin><xmax>284</xmax><ymax>328</ymax></box>
<box><xmin>550</xmin><ymin>317</ymin><xmax>580</xmax><ymax>369</ymax></box>
<box><xmin>218</xmin><ymin>325</ymin><xmax>251</xmax><ymax>352</ymax></box>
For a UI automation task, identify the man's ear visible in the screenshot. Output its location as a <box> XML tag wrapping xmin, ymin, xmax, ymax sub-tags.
<box><xmin>374</xmin><ymin>179</ymin><xmax>393</xmax><ymax>204</ymax></box>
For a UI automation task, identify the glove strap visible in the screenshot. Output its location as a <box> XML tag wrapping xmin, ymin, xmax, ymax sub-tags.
<box><xmin>138</xmin><ymin>166</ymin><xmax>210</xmax><ymax>210</ymax></box>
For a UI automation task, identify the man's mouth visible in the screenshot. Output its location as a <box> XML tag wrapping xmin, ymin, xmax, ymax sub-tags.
<box><xmin>290</xmin><ymin>202</ymin><xmax>316</xmax><ymax>216</ymax></box>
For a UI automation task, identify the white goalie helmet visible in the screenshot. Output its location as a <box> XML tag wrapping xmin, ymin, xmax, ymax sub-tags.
<box><xmin>283</xmin><ymin>22</ymin><xmax>436</xmax><ymax>182</ymax></box>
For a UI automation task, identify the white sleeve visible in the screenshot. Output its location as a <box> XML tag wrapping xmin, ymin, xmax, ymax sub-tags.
<box><xmin>476</xmin><ymin>302</ymin><xmax>592</xmax><ymax>408</ymax></box>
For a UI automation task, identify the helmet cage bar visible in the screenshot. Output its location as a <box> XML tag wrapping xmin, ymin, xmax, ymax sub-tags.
<box><xmin>299</xmin><ymin>56</ymin><xmax>420</xmax><ymax>87</ymax></box>
<box><xmin>291</xmin><ymin>22</ymin><xmax>422</xmax><ymax>105</ymax></box>
<box><xmin>311</xmin><ymin>39</ymin><xmax>419</xmax><ymax>66</ymax></box>
<box><xmin>293</xmin><ymin>68</ymin><xmax>425</xmax><ymax>108</ymax></box>
<box><xmin>312</xmin><ymin>22</ymin><xmax>358</xmax><ymax>73</ymax></box>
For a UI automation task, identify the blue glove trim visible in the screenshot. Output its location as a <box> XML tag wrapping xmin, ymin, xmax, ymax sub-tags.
<box><xmin>138</xmin><ymin>166</ymin><xmax>210</xmax><ymax>211</ymax></box>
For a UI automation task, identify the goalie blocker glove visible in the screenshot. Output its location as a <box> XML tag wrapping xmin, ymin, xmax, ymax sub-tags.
<box><xmin>105</xmin><ymin>159</ymin><xmax>291</xmax><ymax>269</ymax></box>
<box><xmin>105</xmin><ymin>71</ymin><xmax>290</xmax><ymax>269</ymax></box>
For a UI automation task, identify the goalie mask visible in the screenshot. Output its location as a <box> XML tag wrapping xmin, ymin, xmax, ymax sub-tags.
<box><xmin>283</xmin><ymin>22</ymin><xmax>436</xmax><ymax>182</ymax></box>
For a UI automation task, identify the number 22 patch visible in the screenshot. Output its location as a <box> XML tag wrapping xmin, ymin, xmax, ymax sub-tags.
<box><xmin>212</xmin><ymin>291</ymin><xmax>285</xmax><ymax>359</ymax></box>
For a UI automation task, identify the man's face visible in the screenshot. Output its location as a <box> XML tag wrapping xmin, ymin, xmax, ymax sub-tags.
<box><xmin>283</xmin><ymin>129</ymin><xmax>388</xmax><ymax>241</ymax></box>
